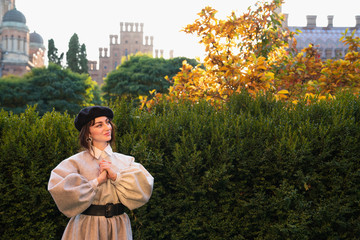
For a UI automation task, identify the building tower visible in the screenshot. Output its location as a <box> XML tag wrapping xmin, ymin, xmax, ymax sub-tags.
<box><xmin>0</xmin><ymin>7</ymin><xmax>30</xmax><ymax>76</ymax></box>
<box><xmin>29</xmin><ymin>31</ymin><xmax>45</xmax><ymax>67</ymax></box>
<box><xmin>0</xmin><ymin>0</ymin><xmax>46</xmax><ymax>77</ymax></box>
<box><xmin>89</xmin><ymin>22</ymin><xmax>154</xmax><ymax>85</ymax></box>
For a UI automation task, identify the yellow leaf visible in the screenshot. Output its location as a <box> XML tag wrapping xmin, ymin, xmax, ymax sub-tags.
<box><xmin>277</xmin><ymin>89</ymin><xmax>289</xmax><ymax>95</ymax></box>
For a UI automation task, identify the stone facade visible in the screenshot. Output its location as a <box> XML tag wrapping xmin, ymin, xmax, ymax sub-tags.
<box><xmin>0</xmin><ymin>0</ymin><xmax>45</xmax><ymax>77</ymax></box>
<box><xmin>284</xmin><ymin>13</ymin><xmax>360</xmax><ymax>59</ymax></box>
<box><xmin>89</xmin><ymin>22</ymin><xmax>173</xmax><ymax>85</ymax></box>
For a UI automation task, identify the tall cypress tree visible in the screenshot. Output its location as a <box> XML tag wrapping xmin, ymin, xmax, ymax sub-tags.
<box><xmin>79</xmin><ymin>43</ymin><xmax>88</xmax><ymax>74</ymax></box>
<box><xmin>66</xmin><ymin>33</ymin><xmax>80</xmax><ymax>73</ymax></box>
<box><xmin>47</xmin><ymin>39</ymin><xmax>64</xmax><ymax>66</ymax></box>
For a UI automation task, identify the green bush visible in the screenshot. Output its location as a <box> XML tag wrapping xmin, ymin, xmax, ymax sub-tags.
<box><xmin>0</xmin><ymin>92</ymin><xmax>359</xmax><ymax>239</ymax></box>
<box><xmin>0</xmin><ymin>107</ymin><xmax>77</xmax><ymax>239</ymax></box>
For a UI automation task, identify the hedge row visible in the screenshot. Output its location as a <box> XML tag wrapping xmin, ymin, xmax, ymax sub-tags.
<box><xmin>1</xmin><ymin>92</ymin><xmax>360</xmax><ymax>239</ymax></box>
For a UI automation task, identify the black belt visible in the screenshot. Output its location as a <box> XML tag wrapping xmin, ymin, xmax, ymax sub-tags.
<box><xmin>82</xmin><ymin>203</ymin><xmax>126</xmax><ymax>218</ymax></box>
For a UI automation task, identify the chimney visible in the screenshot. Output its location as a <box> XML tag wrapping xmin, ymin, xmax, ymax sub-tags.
<box><xmin>169</xmin><ymin>50</ymin><xmax>174</xmax><ymax>59</ymax></box>
<box><xmin>120</xmin><ymin>22</ymin><xmax>124</xmax><ymax>32</ymax></box>
<box><xmin>356</xmin><ymin>15</ymin><xmax>360</xmax><ymax>29</ymax></box>
<box><xmin>306</xmin><ymin>15</ymin><xmax>317</xmax><ymax>28</ymax></box>
<box><xmin>327</xmin><ymin>15</ymin><xmax>334</xmax><ymax>28</ymax></box>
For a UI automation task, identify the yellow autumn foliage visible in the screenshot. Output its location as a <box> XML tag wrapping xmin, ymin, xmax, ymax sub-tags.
<box><xmin>141</xmin><ymin>0</ymin><xmax>360</xmax><ymax>110</ymax></box>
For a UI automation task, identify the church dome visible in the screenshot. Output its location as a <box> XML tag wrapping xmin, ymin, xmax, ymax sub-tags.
<box><xmin>2</xmin><ymin>8</ymin><xmax>26</xmax><ymax>24</ymax></box>
<box><xmin>30</xmin><ymin>31</ymin><xmax>44</xmax><ymax>44</ymax></box>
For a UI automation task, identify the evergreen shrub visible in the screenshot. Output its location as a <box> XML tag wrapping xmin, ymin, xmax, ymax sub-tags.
<box><xmin>0</xmin><ymin>92</ymin><xmax>359</xmax><ymax>239</ymax></box>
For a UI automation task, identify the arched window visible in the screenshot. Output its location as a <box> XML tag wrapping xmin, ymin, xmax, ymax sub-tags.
<box><xmin>10</xmin><ymin>35</ymin><xmax>14</xmax><ymax>51</ymax></box>
<box><xmin>5</xmin><ymin>35</ymin><xmax>8</xmax><ymax>50</ymax></box>
<box><xmin>16</xmin><ymin>36</ymin><xmax>20</xmax><ymax>51</ymax></box>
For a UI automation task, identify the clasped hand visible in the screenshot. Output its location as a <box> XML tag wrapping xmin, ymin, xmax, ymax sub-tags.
<box><xmin>97</xmin><ymin>159</ymin><xmax>117</xmax><ymax>184</ymax></box>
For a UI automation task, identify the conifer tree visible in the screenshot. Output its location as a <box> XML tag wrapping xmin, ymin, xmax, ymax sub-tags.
<box><xmin>47</xmin><ymin>39</ymin><xmax>64</xmax><ymax>66</ymax></box>
<box><xmin>79</xmin><ymin>43</ymin><xmax>88</xmax><ymax>74</ymax></box>
<box><xmin>66</xmin><ymin>33</ymin><xmax>81</xmax><ymax>73</ymax></box>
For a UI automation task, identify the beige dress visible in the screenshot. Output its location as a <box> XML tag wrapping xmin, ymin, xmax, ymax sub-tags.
<box><xmin>48</xmin><ymin>145</ymin><xmax>154</xmax><ymax>240</ymax></box>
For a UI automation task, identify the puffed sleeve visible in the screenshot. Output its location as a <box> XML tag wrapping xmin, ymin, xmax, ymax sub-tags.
<box><xmin>111</xmin><ymin>158</ymin><xmax>154</xmax><ymax>210</ymax></box>
<box><xmin>48</xmin><ymin>158</ymin><xmax>98</xmax><ymax>218</ymax></box>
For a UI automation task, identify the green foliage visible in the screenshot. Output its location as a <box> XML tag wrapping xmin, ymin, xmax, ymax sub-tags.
<box><xmin>47</xmin><ymin>39</ymin><xmax>64</xmax><ymax>66</ymax></box>
<box><xmin>0</xmin><ymin>107</ymin><xmax>78</xmax><ymax>239</ymax></box>
<box><xmin>1</xmin><ymin>92</ymin><xmax>360</xmax><ymax>239</ymax></box>
<box><xmin>0</xmin><ymin>75</ymin><xmax>30</xmax><ymax>113</ymax></box>
<box><xmin>115</xmin><ymin>92</ymin><xmax>360</xmax><ymax>240</ymax></box>
<box><xmin>79</xmin><ymin>43</ymin><xmax>89</xmax><ymax>74</ymax></box>
<box><xmin>0</xmin><ymin>63</ymin><xmax>100</xmax><ymax>115</ymax></box>
<box><xmin>102</xmin><ymin>54</ymin><xmax>199</xmax><ymax>101</ymax></box>
<box><xmin>66</xmin><ymin>33</ymin><xmax>89</xmax><ymax>74</ymax></box>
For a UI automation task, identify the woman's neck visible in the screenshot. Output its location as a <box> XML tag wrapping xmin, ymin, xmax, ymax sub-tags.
<box><xmin>92</xmin><ymin>142</ymin><xmax>108</xmax><ymax>151</ymax></box>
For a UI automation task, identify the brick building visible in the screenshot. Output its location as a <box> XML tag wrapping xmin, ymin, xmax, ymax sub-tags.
<box><xmin>88</xmin><ymin>22</ymin><xmax>173</xmax><ymax>85</ymax></box>
<box><xmin>0</xmin><ymin>0</ymin><xmax>45</xmax><ymax>77</ymax></box>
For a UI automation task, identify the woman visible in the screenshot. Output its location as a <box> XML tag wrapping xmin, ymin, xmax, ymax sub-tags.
<box><xmin>48</xmin><ymin>106</ymin><xmax>154</xmax><ymax>240</ymax></box>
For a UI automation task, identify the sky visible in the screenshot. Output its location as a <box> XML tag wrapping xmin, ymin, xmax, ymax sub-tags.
<box><xmin>15</xmin><ymin>0</ymin><xmax>360</xmax><ymax>63</ymax></box>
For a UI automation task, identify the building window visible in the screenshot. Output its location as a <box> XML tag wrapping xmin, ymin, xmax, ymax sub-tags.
<box><xmin>115</xmin><ymin>53</ymin><xmax>117</xmax><ymax>57</ymax></box>
<box><xmin>125</xmin><ymin>49</ymin><xmax>128</xmax><ymax>57</ymax></box>
<box><xmin>104</xmin><ymin>66</ymin><xmax>107</xmax><ymax>69</ymax></box>
<box><xmin>11</xmin><ymin>35</ymin><xmax>14</xmax><ymax>51</ymax></box>
<box><xmin>125</xmin><ymin>40</ymin><xmax>128</xmax><ymax>44</ymax></box>
<box><xmin>325</xmin><ymin>48</ymin><xmax>332</xmax><ymax>59</ymax></box>
<box><xmin>135</xmin><ymin>41</ymin><xmax>138</xmax><ymax>44</ymax></box>
<box><xmin>114</xmin><ymin>61</ymin><xmax>118</xmax><ymax>68</ymax></box>
<box><xmin>17</xmin><ymin>36</ymin><xmax>21</xmax><ymax>51</ymax></box>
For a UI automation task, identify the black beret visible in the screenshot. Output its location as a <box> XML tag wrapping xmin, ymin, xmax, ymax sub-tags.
<box><xmin>74</xmin><ymin>106</ymin><xmax>114</xmax><ymax>131</ymax></box>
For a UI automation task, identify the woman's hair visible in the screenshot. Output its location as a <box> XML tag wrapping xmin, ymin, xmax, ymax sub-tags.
<box><xmin>78</xmin><ymin>118</ymin><xmax>116</xmax><ymax>151</ymax></box>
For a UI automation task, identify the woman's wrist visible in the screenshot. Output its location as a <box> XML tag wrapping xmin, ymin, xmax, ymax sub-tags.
<box><xmin>110</xmin><ymin>172</ymin><xmax>117</xmax><ymax>181</ymax></box>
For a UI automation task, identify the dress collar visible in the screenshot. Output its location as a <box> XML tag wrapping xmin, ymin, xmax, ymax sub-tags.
<box><xmin>91</xmin><ymin>144</ymin><xmax>113</xmax><ymax>160</ymax></box>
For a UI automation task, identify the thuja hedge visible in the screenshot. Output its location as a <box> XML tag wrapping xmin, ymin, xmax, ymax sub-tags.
<box><xmin>1</xmin><ymin>92</ymin><xmax>360</xmax><ymax>239</ymax></box>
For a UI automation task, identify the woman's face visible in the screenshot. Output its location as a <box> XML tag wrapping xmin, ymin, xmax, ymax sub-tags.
<box><xmin>89</xmin><ymin>116</ymin><xmax>112</xmax><ymax>149</ymax></box>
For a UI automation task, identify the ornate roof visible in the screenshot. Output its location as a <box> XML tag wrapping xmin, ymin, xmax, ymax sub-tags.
<box><xmin>30</xmin><ymin>31</ymin><xmax>44</xmax><ymax>44</ymax></box>
<box><xmin>3</xmin><ymin>8</ymin><xmax>26</xmax><ymax>24</ymax></box>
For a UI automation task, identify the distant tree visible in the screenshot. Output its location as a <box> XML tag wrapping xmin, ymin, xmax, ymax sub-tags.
<box><xmin>102</xmin><ymin>54</ymin><xmax>199</xmax><ymax>101</ymax></box>
<box><xmin>79</xmin><ymin>43</ymin><xmax>88</xmax><ymax>74</ymax></box>
<box><xmin>66</xmin><ymin>33</ymin><xmax>81</xmax><ymax>73</ymax></box>
<box><xmin>66</xmin><ymin>34</ymin><xmax>89</xmax><ymax>74</ymax></box>
<box><xmin>0</xmin><ymin>63</ymin><xmax>101</xmax><ymax>115</ymax></box>
<box><xmin>47</xmin><ymin>39</ymin><xmax>64</xmax><ymax>66</ymax></box>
